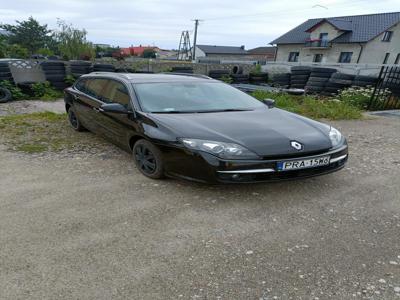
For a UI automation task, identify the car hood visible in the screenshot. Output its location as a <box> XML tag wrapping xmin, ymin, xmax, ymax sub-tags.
<box><xmin>148</xmin><ymin>107</ymin><xmax>333</xmax><ymax>157</ymax></box>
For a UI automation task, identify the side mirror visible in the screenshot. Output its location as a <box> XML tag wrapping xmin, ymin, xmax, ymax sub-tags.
<box><xmin>263</xmin><ymin>98</ymin><xmax>275</xmax><ymax>108</ymax></box>
<box><xmin>101</xmin><ymin>103</ymin><xmax>129</xmax><ymax>114</ymax></box>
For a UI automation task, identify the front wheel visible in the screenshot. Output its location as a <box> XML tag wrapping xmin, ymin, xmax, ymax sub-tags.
<box><xmin>133</xmin><ymin>139</ymin><xmax>165</xmax><ymax>179</ymax></box>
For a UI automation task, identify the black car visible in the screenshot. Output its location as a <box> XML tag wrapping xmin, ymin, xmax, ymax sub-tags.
<box><xmin>64</xmin><ymin>73</ymin><xmax>348</xmax><ymax>183</ymax></box>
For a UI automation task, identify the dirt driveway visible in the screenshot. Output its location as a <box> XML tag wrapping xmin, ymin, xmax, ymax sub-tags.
<box><xmin>0</xmin><ymin>104</ymin><xmax>399</xmax><ymax>299</ymax></box>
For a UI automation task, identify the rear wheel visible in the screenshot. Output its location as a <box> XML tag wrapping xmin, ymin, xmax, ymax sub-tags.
<box><xmin>133</xmin><ymin>139</ymin><xmax>164</xmax><ymax>179</ymax></box>
<box><xmin>68</xmin><ymin>107</ymin><xmax>85</xmax><ymax>131</ymax></box>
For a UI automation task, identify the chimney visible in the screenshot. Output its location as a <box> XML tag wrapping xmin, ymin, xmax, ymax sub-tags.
<box><xmin>240</xmin><ymin>45</ymin><xmax>245</xmax><ymax>50</ymax></box>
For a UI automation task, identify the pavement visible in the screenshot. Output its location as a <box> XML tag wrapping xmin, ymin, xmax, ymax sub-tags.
<box><xmin>0</xmin><ymin>109</ymin><xmax>400</xmax><ymax>299</ymax></box>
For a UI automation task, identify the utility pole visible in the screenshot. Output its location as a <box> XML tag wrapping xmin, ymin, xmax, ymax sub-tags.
<box><xmin>192</xmin><ymin>19</ymin><xmax>202</xmax><ymax>61</ymax></box>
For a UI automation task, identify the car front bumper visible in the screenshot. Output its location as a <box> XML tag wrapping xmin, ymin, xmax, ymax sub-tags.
<box><xmin>161</xmin><ymin>143</ymin><xmax>348</xmax><ymax>184</ymax></box>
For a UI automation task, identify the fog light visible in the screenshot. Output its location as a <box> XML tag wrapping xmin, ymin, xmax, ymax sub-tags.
<box><xmin>232</xmin><ymin>174</ymin><xmax>240</xmax><ymax>180</ymax></box>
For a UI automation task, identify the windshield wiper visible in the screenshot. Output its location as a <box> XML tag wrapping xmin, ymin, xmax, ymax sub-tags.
<box><xmin>150</xmin><ymin>108</ymin><xmax>253</xmax><ymax>114</ymax></box>
<box><xmin>197</xmin><ymin>108</ymin><xmax>253</xmax><ymax>113</ymax></box>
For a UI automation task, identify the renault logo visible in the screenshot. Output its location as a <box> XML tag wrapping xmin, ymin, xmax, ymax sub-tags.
<box><xmin>290</xmin><ymin>141</ymin><xmax>303</xmax><ymax>151</ymax></box>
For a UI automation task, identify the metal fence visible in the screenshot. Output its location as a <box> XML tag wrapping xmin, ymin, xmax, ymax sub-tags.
<box><xmin>369</xmin><ymin>66</ymin><xmax>400</xmax><ymax>110</ymax></box>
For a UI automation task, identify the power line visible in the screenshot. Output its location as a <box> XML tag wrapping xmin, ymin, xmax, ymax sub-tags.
<box><xmin>202</xmin><ymin>0</ymin><xmax>375</xmax><ymax>22</ymax></box>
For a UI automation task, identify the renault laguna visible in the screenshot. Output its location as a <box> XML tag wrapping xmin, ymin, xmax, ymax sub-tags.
<box><xmin>64</xmin><ymin>73</ymin><xmax>348</xmax><ymax>183</ymax></box>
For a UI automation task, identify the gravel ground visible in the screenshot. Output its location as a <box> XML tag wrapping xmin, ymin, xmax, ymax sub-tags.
<box><xmin>0</xmin><ymin>108</ymin><xmax>399</xmax><ymax>299</ymax></box>
<box><xmin>0</xmin><ymin>99</ymin><xmax>65</xmax><ymax>116</ymax></box>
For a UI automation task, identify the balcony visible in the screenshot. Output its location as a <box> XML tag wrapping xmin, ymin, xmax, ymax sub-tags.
<box><xmin>304</xmin><ymin>39</ymin><xmax>330</xmax><ymax>49</ymax></box>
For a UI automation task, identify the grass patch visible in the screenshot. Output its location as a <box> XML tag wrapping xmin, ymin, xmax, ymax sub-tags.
<box><xmin>252</xmin><ymin>90</ymin><xmax>362</xmax><ymax>120</ymax></box>
<box><xmin>0</xmin><ymin>112</ymin><xmax>105</xmax><ymax>153</ymax></box>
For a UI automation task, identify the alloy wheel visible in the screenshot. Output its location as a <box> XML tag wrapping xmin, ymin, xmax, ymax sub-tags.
<box><xmin>68</xmin><ymin>110</ymin><xmax>79</xmax><ymax>129</ymax></box>
<box><xmin>134</xmin><ymin>144</ymin><xmax>157</xmax><ymax>175</ymax></box>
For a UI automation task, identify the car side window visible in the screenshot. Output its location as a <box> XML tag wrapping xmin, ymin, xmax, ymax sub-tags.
<box><xmin>75</xmin><ymin>79</ymin><xmax>88</xmax><ymax>93</ymax></box>
<box><xmin>103</xmin><ymin>80</ymin><xmax>131</xmax><ymax>108</ymax></box>
<box><xmin>85</xmin><ymin>79</ymin><xmax>109</xmax><ymax>101</ymax></box>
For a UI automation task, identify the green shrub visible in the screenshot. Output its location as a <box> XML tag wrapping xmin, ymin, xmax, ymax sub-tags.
<box><xmin>251</xmin><ymin>90</ymin><xmax>362</xmax><ymax>120</ymax></box>
<box><xmin>338</xmin><ymin>86</ymin><xmax>375</xmax><ymax>109</ymax></box>
<box><xmin>220</xmin><ymin>75</ymin><xmax>233</xmax><ymax>84</ymax></box>
<box><xmin>64</xmin><ymin>75</ymin><xmax>76</xmax><ymax>86</ymax></box>
<box><xmin>31</xmin><ymin>81</ymin><xmax>63</xmax><ymax>101</ymax></box>
<box><xmin>0</xmin><ymin>80</ymin><xmax>27</xmax><ymax>100</ymax></box>
<box><xmin>251</xmin><ymin>63</ymin><xmax>262</xmax><ymax>74</ymax></box>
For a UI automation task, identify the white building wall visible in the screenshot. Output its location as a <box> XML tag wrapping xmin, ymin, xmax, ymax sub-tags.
<box><xmin>275</xmin><ymin>21</ymin><xmax>400</xmax><ymax>65</ymax></box>
<box><xmin>359</xmin><ymin>22</ymin><xmax>400</xmax><ymax>64</ymax></box>
<box><xmin>194</xmin><ymin>47</ymin><xmax>206</xmax><ymax>58</ymax></box>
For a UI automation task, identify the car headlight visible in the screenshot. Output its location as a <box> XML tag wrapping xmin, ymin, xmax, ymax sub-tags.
<box><xmin>329</xmin><ymin>127</ymin><xmax>342</xmax><ymax>147</ymax></box>
<box><xmin>180</xmin><ymin>138</ymin><xmax>259</xmax><ymax>159</ymax></box>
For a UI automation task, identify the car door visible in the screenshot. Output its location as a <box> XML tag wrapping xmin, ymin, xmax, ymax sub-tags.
<box><xmin>96</xmin><ymin>79</ymin><xmax>139</xmax><ymax>150</ymax></box>
<box><xmin>73</xmin><ymin>78</ymin><xmax>109</xmax><ymax>133</ymax></box>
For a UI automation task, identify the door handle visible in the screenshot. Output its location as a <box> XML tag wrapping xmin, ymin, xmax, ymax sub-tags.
<box><xmin>93</xmin><ymin>107</ymin><xmax>104</xmax><ymax>113</ymax></box>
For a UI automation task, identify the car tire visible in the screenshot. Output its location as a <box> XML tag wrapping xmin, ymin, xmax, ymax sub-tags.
<box><xmin>0</xmin><ymin>87</ymin><xmax>12</xmax><ymax>103</ymax></box>
<box><xmin>133</xmin><ymin>139</ymin><xmax>165</xmax><ymax>179</ymax></box>
<box><xmin>68</xmin><ymin>107</ymin><xmax>85</xmax><ymax>131</ymax></box>
<box><xmin>311</xmin><ymin>67</ymin><xmax>337</xmax><ymax>73</ymax></box>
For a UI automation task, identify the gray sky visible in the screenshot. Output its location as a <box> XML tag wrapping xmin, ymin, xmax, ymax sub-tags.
<box><xmin>0</xmin><ymin>0</ymin><xmax>399</xmax><ymax>49</ymax></box>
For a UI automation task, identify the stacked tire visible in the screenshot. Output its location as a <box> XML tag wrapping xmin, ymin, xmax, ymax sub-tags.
<box><xmin>208</xmin><ymin>70</ymin><xmax>230</xmax><ymax>80</ymax></box>
<box><xmin>231</xmin><ymin>74</ymin><xmax>249</xmax><ymax>84</ymax></box>
<box><xmin>353</xmin><ymin>75</ymin><xmax>378</xmax><ymax>88</ymax></box>
<box><xmin>70</xmin><ymin>61</ymin><xmax>92</xmax><ymax>78</ymax></box>
<box><xmin>323</xmin><ymin>73</ymin><xmax>355</xmax><ymax>95</ymax></box>
<box><xmin>92</xmin><ymin>63</ymin><xmax>115</xmax><ymax>72</ymax></box>
<box><xmin>249</xmin><ymin>73</ymin><xmax>268</xmax><ymax>84</ymax></box>
<box><xmin>271</xmin><ymin>73</ymin><xmax>291</xmax><ymax>88</ymax></box>
<box><xmin>290</xmin><ymin>66</ymin><xmax>311</xmax><ymax>89</ymax></box>
<box><xmin>0</xmin><ymin>62</ymin><xmax>14</xmax><ymax>84</ymax></box>
<box><xmin>305</xmin><ymin>67</ymin><xmax>336</xmax><ymax>94</ymax></box>
<box><xmin>171</xmin><ymin>66</ymin><xmax>193</xmax><ymax>74</ymax></box>
<box><xmin>40</xmin><ymin>61</ymin><xmax>67</xmax><ymax>90</ymax></box>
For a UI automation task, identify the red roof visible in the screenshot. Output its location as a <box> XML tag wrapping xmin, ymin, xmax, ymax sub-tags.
<box><xmin>120</xmin><ymin>45</ymin><xmax>159</xmax><ymax>56</ymax></box>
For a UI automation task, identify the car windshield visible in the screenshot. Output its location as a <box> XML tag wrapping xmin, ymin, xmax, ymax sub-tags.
<box><xmin>133</xmin><ymin>82</ymin><xmax>265</xmax><ymax>113</ymax></box>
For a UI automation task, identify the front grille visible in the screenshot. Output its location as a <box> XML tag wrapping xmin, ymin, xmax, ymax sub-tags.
<box><xmin>261</xmin><ymin>148</ymin><xmax>331</xmax><ymax>160</ymax></box>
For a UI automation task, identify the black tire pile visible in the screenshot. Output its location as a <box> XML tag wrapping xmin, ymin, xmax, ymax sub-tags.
<box><xmin>70</xmin><ymin>61</ymin><xmax>92</xmax><ymax>78</ymax></box>
<box><xmin>0</xmin><ymin>62</ymin><xmax>14</xmax><ymax>84</ymax></box>
<box><xmin>208</xmin><ymin>70</ymin><xmax>230</xmax><ymax>80</ymax></box>
<box><xmin>271</xmin><ymin>73</ymin><xmax>291</xmax><ymax>88</ymax></box>
<box><xmin>171</xmin><ymin>66</ymin><xmax>193</xmax><ymax>74</ymax></box>
<box><xmin>93</xmin><ymin>63</ymin><xmax>115</xmax><ymax>72</ymax></box>
<box><xmin>41</xmin><ymin>61</ymin><xmax>67</xmax><ymax>90</ymax></box>
<box><xmin>17</xmin><ymin>82</ymin><xmax>36</xmax><ymax>97</ymax></box>
<box><xmin>0</xmin><ymin>87</ymin><xmax>12</xmax><ymax>103</ymax></box>
<box><xmin>231</xmin><ymin>74</ymin><xmax>249</xmax><ymax>83</ymax></box>
<box><xmin>290</xmin><ymin>66</ymin><xmax>311</xmax><ymax>89</ymax></box>
<box><xmin>249</xmin><ymin>73</ymin><xmax>268</xmax><ymax>84</ymax></box>
<box><xmin>305</xmin><ymin>67</ymin><xmax>337</xmax><ymax>94</ymax></box>
<box><xmin>323</xmin><ymin>73</ymin><xmax>355</xmax><ymax>95</ymax></box>
<box><xmin>353</xmin><ymin>75</ymin><xmax>378</xmax><ymax>88</ymax></box>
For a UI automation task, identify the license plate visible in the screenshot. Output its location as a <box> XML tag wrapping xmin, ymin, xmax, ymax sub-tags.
<box><xmin>277</xmin><ymin>155</ymin><xmax>330</xmax><ymax>171</ymax></box>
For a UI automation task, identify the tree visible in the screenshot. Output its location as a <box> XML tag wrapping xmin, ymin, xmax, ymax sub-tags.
<box><xmin>54</xmin><ymin>20</ymin><xmax>95</xmax><ymax>60</ymax></box>
<box><xmin>142</xmin><ymin>49</ymin><xmax>156</xmax><ymax>59</ymax></box>
<box><xmin>0</xmin><ymin>17</ymin><xmax>52</xmax><ymax>54</ymax></box>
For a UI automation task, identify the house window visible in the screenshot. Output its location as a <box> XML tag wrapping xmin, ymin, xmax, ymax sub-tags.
<box><xmin>319</xmin><ymin>33</ymin><xmax>329</xmax><ymax>47</ymax></box>
<box><xmin>288</xmin><ymin>52</ymin><xmax>299</xmax><ymax>62</ymax></box>
<box><xmin>313</xmin><ymin>54</ymin><xmax>323</xmax><ymax>62</ymax></box>
<box><xmin>338</xmin><ymin>52</ymin><xmax>353</xmax><ymax>63</ymax></box>
<box><xmin>383</xmin><ymin>53</ymin><xmax>390</xmax><ymax>64</ymax></box>
<box><xmin>395</xmin><ymin>53</ymin><xmax>400</xmax><ymax>65</ymax></box>
<box><xmin>382</xmin><ymin>31</ymin><xmax>393</xmax><ymax>42</ymax></box>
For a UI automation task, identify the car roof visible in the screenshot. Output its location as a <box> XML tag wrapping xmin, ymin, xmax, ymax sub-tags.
<box><xmin>81</xmin><ymin>72</ymin><xmax>214</xmax><ymax>83</ymax></box>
